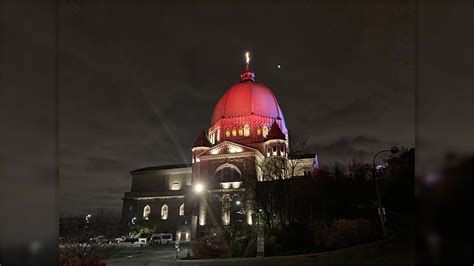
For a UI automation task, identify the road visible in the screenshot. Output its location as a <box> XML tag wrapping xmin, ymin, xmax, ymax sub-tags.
<box><xmin>104</xmin><ymin>232</ymin><xmax>414</xmax><ymax>266</ymax></box>
<box><xmin>104</xmin><ymin>243</ymin><xmax>189</xmax><ymax>266</ymax></box>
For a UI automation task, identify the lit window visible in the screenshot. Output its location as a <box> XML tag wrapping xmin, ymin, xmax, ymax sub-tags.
<box><xmin>225</xmin><ymin>128</ymin><xmax>230</xmax><ymax>137</ymax></box>
<box><xmin>238</xmin><ymin>126</ymin><xmax>243</xmax><ymax>136</ymax></box>
<box><xmin>256</xmin><ymin>127</ymin><xmax>261</xmax><ymax>136</ymax></box>
<box><xmin>143</xmin><ymin>205</ymin><xmax>151</xmax><ymax>220</ymax></box>
<box><xmin>217</xmin><ymin>128</ymin><xmax>220</xmax><ymax>142</ymax></box>
<box><xmin>231</xmin><ymin>127</ymin><xmax>237</xmax><ymax>137</ymax></box>
<box><xmin>172</xmin><ymin>182</ymin><xmax>180</xmax><ymax>190</ymax></box>
<box><xmin>179</xmin><ymin>203</ymin><xmax>185</xmax><ymax>216</ymax></box>
<box><xmin>244</xmin><ymin>124</ymin><xmax>250</xmax><ymax>136</ymax></box>
<box><xmin>262</xmin><ymin>126</ymin><xmax>268</xmax><ymax>138</ymax></box>
<box><xmin>210</xmin><ymin>132</ymin><xmax>215</xmax><ymax>144</ymax></box>
<box><xmin>161</xmin><ymin>204</ymin><xmax>168</xmax><ymax>220</ymax></box>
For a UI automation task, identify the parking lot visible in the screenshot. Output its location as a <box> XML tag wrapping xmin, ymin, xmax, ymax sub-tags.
<box><xmin>104</xmin><ymin>241</ymin><xmax>191</xmax><ymax>265</ymax></box>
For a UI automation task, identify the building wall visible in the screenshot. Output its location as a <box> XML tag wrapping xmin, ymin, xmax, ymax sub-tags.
<box><xmin>121</xmin><ymin>166</ymin><xmax>192</xmax><ymax>237</ymax></box>
<box><xmin>130</xmin><ymin>168</ymin><xmax>191</xmax><ymax>192</ymax></box>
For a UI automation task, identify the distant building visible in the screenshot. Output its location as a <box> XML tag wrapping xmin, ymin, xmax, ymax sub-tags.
<box><xmin>121</xmin><ymin>57</ymin><xmax>319</xmax><ymax>241</ymax></box>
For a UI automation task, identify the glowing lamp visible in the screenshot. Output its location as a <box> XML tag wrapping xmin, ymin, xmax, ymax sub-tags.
<box><xmin>194</xmin><ymin>183</ymin><xmax>204</xmax><ymax>193</ymax></box>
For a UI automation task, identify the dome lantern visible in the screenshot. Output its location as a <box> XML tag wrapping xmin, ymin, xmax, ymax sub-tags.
<box><xmin>240</xmin><ymin>52</ymin><xmax>255</xmax><ymax>82</ymax></box>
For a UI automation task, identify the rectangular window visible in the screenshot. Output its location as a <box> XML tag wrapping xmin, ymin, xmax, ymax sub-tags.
<box><xmin>172</xmin><ymin>182</ymin><xmax>180</xmax><ymax>190</ymax></box>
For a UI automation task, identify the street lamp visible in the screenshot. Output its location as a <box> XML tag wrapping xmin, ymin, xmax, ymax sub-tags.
<box><xmin>194</xmin><ymin>183</ymin><xmax>204</xmax><ymax>193</ymax></box>
<box><xmin>85</xmin><ymin>214</ymin><xmax>91</xmax><ymax>223</ymax></box>
<box><xmin>192</xmin><ymin>182</ymin><xmax>206</xmax><ymax>238</ymax></box>
<box><xmin>372</xmin><ymin>146</ymin><xmax>399</xmax><ymax>237</ymax></box>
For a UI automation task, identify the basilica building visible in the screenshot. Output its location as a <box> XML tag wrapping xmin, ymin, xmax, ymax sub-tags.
<box><xmin>121</xmin><ymin>55</ymin><xmax>319</xmax><ymax>241</ymax></box>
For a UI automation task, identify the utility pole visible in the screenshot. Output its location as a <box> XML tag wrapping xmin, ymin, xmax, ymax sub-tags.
<box><xmin>372</xmin><ymin>146</ymin><xmax>399</xmax><ymax>238</ymax></box>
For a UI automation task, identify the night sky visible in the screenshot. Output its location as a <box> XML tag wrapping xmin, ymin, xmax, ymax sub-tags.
<box><xmin>54</xmin><ymin>1</ymin><xmax>416</xmax><ymax>214</ymax></box>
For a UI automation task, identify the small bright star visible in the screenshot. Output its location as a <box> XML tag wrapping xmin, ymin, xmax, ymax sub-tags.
<box><xmin>277</xmin><ymin>64</ymin><xmax>281</xmax><ymax>69</ymax></box>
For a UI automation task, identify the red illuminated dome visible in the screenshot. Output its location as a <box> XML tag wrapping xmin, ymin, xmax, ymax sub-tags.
<box><xmin>208</xmin><ymin>61</ymin><xmax>287</xmax><ymax>145</ymax></box>
<box><xmin>211</xmin><ymin>81</ymin><xmax>285</xmax><ymax>125</ymax></box>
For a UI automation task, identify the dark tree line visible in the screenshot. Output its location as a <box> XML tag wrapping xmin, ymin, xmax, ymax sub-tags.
<box><xmin>256</xmin><ymin>148</ymin><xmax>415</xmax><ymax>231</ymax></box>
<box><xmin>59</xmin><ymin>209</ymin><xmax>124</xmax><ymax>240</ymax></box>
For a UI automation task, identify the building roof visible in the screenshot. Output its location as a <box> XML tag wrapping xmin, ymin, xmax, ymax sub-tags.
<box><xmin>210</xmin><ymin>70</ymin><xmax>286</xmax><ymax>128</ymax></box>
<box><xmin>130</xmin><ymin>163</ymin><xmax>191</xmax><ymax>174</ymax></box>
<box><xmin>193</xmin><ymin>129</ymin><xmax>212</xmax><ymax>147</ymax></box>
<box><xmin>266</xmin><ymin>120</ymin><xmax>286</xmax><ymax>140</ymax></box>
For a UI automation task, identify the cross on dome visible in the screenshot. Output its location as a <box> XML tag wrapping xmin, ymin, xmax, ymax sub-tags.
<box><xmin>241</xmin><ymin>51</ymin><xmax>255</xmax><ymax>82</ymax></box>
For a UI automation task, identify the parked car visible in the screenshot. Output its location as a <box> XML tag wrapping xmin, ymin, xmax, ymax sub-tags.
<box><xmin>149</xmin><ymin>233</ymin><xmax>173</xmax><ymax>245</ymax></box>
<box><xmin>115</xmin><ymin>236</ymin><xmax>127</xmax><ymax>243</ymax></box>
<box><xmin>137</xmin><ymin>237</ymin><xmax>147</xmax><ymax>245</ymax></box>
<box><xmin>89</xmin><ymin>235</ymin><xmax>106</xmax><ymax>244</ymax></box>
<box><xmin>124</xmin><ymin>237</ymin><xmax>138</xmax><ymax>243</ymax></box>
<box><xmin>137</xmin><ymin>233</ymin><xmax>151</xmax><ymax>245</ymax></box>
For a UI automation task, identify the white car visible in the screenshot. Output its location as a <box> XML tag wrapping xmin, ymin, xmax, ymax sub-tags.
<box><xmin>149</xmin><ymin>233</ymin><xmax>173</xmax><ymax>245</ymax></box>
<box><xmin>115</xmin><ymin>236</ymin><xmax>126</xmax><ymax>243</ymax></box>
<box><xmin>137</xmin><ymin>237</ymin><xmax>147</xmax><ymax>245</ymax></box>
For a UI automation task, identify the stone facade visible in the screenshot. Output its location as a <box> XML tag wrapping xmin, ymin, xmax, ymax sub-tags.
<box><xmin>121</xmin><ymin>59</ymin><xmax>319</xmax><ymax>240</ymax></box>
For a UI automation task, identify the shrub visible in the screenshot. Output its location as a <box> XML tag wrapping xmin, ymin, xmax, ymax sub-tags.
<box><xmin>276</xmin><ymin>223</ymin><xmax>314</xmax><ymax>253</ymax></box>
<box><xmin>191</xmin><ymin>236</ymin><xmax>226</xmax><ymax>259</ymax></box>
<box><xmin>314</xmin><ymin>218</ymin><xmax>377</xmax><ymax>249</ymax></box>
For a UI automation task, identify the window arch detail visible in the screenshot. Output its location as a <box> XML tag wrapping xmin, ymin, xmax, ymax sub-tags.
<box><xmin>244</xmin><ymin>124</ymin><xmax>250</xmax><ymax>136</ymax></box>
<box><xmin>161</xmin><ymin>204</ymin><xmax>168</xmax><ymax>220</ymax></box>
<box><xmin>143</xmin><ymin>205</ymin><xmax>151</xmax><ymax>220</ymax></box>
<box><xmin>179</xmin><ymin>203</ymin><xmax>185</xmax><ymax>216</ymax></box>
<box><xmin>262</xmin><ymin>126</ymin><xmax>269</xmax><ymax>138</ymax></box>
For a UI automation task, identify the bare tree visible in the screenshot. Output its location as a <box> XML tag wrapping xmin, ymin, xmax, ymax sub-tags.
<box><xmin>59</xmin><ymin>209</ymin><xmax>122</xmax><ymax>265</ymax></box>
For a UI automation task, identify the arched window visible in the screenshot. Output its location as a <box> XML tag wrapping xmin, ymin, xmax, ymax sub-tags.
<box><xmin>238</xmin><ymin>126</ymin><xmax>243</xmax><ymax>136</ymax></box>
<box><xmin>262</xmin><ymin>126</ymin><xmax>269</xmax><ymax>138</ymax></box>
<box><xmin>243</xmin><ymin>124</ymin><xmax>250</xmax><ymax>136</ymax></box>
<box><xmin>179</xmin><ymin>203</ymin><xmax>185</xmax><ymax>216</ymax></box>
<box><xmin>257</xmin><ymin>127</ymin><xmax>262</xmax><ymax>136</ymax></box>
<box><xmin>231</xmin><ymin>127</ymin><xmax>237</xmax><ymax>137</ymax></box>
<box><xmin>161</xmin><ymin>204</ymin><xmax>168</xmax><ymax>220</ymax></box>
<box><xmin>225</xmin><ymin>128</ymin><xmax>230</xmax><ymax>137</ymax></box>
<box><xmin>210</xmin><ymin>132</ymin><xmax>215</xmax><ymax>144</ymax></box>
<box><xmin>143</xmin><ymin>205</ymin><xmax>151</xmax><ymax>220</ymax></box>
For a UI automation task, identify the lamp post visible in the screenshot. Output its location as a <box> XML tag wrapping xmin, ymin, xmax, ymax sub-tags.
<box><xmin>85</xmin><ymin>214</ymin><xmax>91</xmax><ymax>232</ymax></box>
<box><xmin>372</xmin><ymin>146</ymin><xmax>399</xmax><ymax>237</ymax></box>
<box><xmin>192</xmin><ymin>183</ymin><xmax>205</xmax><ymax>238</ymax></box>
<box><xmin>256</xmin><ymin>208</ymin><xmax>264</xmax><ymax>257</ymax></box>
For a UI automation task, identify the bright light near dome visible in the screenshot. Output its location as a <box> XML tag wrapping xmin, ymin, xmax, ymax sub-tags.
<box><xmin>194</xmin><ymin>183</ymin><xmax>204</xmax><ymax>193</ymax></box>
<box><xmin>228</xmin><ymin>146</ymin><xmax>243</xmax><ymax>153</ymax></box>
<box><xmin>245</xmin><ymin>52</ymin><xmax>250</xmax><ymax>64</ymax></box>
